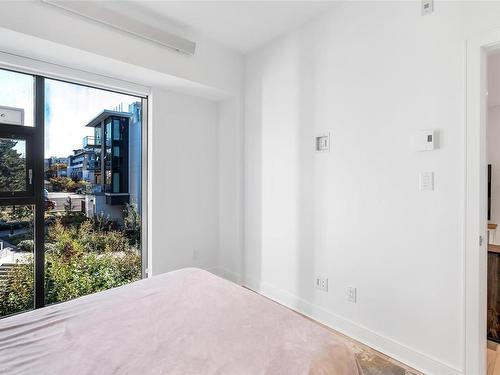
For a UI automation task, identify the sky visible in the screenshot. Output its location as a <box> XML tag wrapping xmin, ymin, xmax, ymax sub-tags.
<box><xmin>0</xmin><ymin>69</ymin><xmax>140</xmax><ymax>158</ymax></box>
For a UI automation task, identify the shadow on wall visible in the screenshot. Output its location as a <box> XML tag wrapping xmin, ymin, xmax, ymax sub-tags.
<box><xmin>297</xmin><ymin>29</ymin><xmax>317</xmax><ymax>304</ymax></box>
<box><xmin>242</xmin><ymin>32</ymin><xmax>319</xmax><ymax>303</ymax></box>
<box><xmin>242</xmin><ymin>61</ymin><xmax>262</xmax><ymax>289</ymax></box>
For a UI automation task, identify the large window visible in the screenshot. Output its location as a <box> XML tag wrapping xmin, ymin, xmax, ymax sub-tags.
<box><xmin>0</xmin><ymin>68</ymin><xmax>147</xmax><ymax>317</ymax></box>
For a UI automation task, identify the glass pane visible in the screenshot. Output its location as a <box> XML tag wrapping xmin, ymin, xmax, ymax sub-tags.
<box><xmin>0</xmin><ymin>205</ymin><xmax>34</xmax><ymax>317</ymax></box>
<box><xmin>0</xmin><ymin>69</ymin><xmax>34</xmax><ymax>127</ymax></box>
<box><xmin>113</xmin><ymin>120</ymin><xmax>121</xmax><ymax>140</ymax></box>
<box><xmin>0</xmin><ymin>137</ymin><xmax>27</xmax><ymax>193</ymax></box>
<box><xmin>44</xmin><ymin>79</ymin><xmax>142</xmax><ymax>306</ymax></box>
<box><xmin>113</xmin><ymin>172</ymin><xmax>120</xmax><ymax>193</ymax></box>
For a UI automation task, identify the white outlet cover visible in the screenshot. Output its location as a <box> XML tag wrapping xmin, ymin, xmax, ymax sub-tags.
<box><xmin>315</xmin><ymin>277</ymin><xmax>328</xmax><ymax>292</ymax></box>
<box><xmin>347</xmin><ymin>287</ymin><xmax>357</xmax><ymax>303</ymax></box>
<box><xmin>419</xmin><ymin>172</ymin><xmax>434</xmax><ymax>191</ymax></box>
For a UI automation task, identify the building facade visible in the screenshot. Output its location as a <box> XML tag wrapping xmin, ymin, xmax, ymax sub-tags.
<box><xmin>72</xmin><ymin>102</ymin><xmax>142</xmax><ymax>221</ymax></box>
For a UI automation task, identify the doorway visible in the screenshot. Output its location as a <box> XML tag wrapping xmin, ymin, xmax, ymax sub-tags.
<box><xmin>485</xmin><ymin>51</ymin><xmax>500</xmax><ymax>374</ymax></box>
<box><xmin>466</xmin><ymin>30</ymin><xmax>500</xmax><ymax>375</ymax></box>
<box><xmin>0</xmin><ymin>67</ymin><xmax>147</xmax><ymax>317</ymax></box>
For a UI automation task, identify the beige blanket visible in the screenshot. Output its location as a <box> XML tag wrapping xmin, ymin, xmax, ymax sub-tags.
<box><xmin>0</xmin><ymin>268</ymin><xmax>361</xmax><ymax>375</ymax></box>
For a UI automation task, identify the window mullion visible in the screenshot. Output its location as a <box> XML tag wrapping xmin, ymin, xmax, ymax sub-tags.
<box><xmin>33</xmin><ymin>76</ymin><xmax>45</xmax><ymax>309</ymax></box>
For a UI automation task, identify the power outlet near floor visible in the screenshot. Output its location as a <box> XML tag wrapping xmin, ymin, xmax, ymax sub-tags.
<box><xmin>347</xmin><ymin>287</ymin><xmax>357</xmax><ymax>303</ymax></box>
<box><xmin>315</xmin><ymin>277</ymin><xmax>328</xmax><ymax>292</ymax></box>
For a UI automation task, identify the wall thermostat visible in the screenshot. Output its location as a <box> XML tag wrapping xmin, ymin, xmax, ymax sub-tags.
<box><xmin>315</xmin><ymin>133</ymin><xmax>330</xmax><ymax>152</ymax></box>
<box><xmin>414</xmin><ymin>129</ymin><xmax>437</xmax><ymax>151</ymax></box>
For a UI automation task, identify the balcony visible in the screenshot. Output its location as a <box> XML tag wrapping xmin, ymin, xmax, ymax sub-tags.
<box><xmin>105</xmin><ymin>193</ymin><xmax>130</xmax><ymax>206</ymax></box>
<box><xmin>82</xmin><ymin>136</ymin><xmax>101</xmax><ymax>148</ymax></box>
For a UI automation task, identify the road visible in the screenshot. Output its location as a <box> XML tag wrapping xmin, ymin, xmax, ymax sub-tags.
<box><xmin>47</xmin><ymin>192</ymin><xmax>86</xmax><ymax>212</ymax></box>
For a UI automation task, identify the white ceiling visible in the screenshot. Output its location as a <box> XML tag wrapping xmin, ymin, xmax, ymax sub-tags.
<box><xmin>104</xmin><ymin>1</ymin><xmax>336</xmax><ymax>54</ymax></box>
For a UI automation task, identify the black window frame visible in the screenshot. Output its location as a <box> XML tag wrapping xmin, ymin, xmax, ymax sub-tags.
<box><xmin>0</xmin><ymin>74</ymin><xmax>45</xmax><ymax>309</ymax></box>
<box><xmin>0</xmin><ymin>127</ymin><xmax>35</xmax><ymax>198</ymax></box>
<box><xmin>0</xmin><ymin>68</ymin><xmax>149</xmax><ymax>316</ymax></box>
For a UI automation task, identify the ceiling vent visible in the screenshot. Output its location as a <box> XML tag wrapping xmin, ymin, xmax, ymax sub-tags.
<box><xmin>42</xmin><ymin>0</ymin><xmax>196</xmax><ymax>55</ymax></box>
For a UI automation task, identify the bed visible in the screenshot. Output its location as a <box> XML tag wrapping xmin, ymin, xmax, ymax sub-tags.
<box><xmin>0</xmin><ymin>268</ymin><xmax>362</xmax><ymax>375</ymax></box>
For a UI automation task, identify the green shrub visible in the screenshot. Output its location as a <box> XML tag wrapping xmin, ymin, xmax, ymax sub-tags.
<box><xmin>59</xmin><ymin>211</ymin><xmax>87</xmax><ymax>228</ymax></box>
<box><xmin>90</xmin><ymin>212</ymin><xmax>115</xmax><ymax>232</ymax></box>
<box><xmin>123</xmin><ymin>203</ymin><xmax>141</xmax><ymax>246</ymax></box>
<box><xmin>0</xmin><ymin>218</ymin><xmax>141</xmax><ymax>317</ymax></box>
<box><xmin>0</xmin><ymin>259</ymin><xmax>34</xmax><ymax>316</ymax></box>
<box><xmin>17</xmin><ymin>240</ymin><xmax>34</xmax><ymax>252</ymax></box>
<box><xmin>45</xmin><ymin>251</ymin><xmax>141</xmax><ymax>304</ymax></box>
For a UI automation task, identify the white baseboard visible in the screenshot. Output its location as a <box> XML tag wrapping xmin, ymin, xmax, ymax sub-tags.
<box><xmin>215</xmin><ymin>270</ymin><xmax>463</xmax><ymax>375</ymax></box>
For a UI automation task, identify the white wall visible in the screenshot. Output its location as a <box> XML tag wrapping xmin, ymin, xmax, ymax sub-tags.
<box><xmin>217</xmin><ymin>97</ymin><xmax>244</xmax><ymax>282</ymax></box>
<box><xmin>149</xmin><ymin>89</ymin><xmax>219</xmax><ymax>275</ymax></box>
<box><xmin>241</xmin><ymin>2</ymin><xmax>500</xmax><ymax>375</ymax></box>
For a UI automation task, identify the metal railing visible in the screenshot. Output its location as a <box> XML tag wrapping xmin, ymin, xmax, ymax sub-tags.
<box><xmin>82</xmin><ymin>136</ymin><xmax>101</xmax><ymax>148</ymax></box>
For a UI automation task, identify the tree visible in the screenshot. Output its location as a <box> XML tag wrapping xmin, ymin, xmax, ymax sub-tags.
<box><xmin>123</xmin><ymin>203</ymin><xmax>141</xmax><ymax>247</ymax></box>
<box><xmin>0</xmin><ymin>139</ymin><xmax>25</xmax><ymax>192</ymax></box>
<box><xmin>49</xmin><ymin>176</ymin><xmax>73</xmax><ymax>192</ymax></box>
<box><xmin>45</xmin><ymin>163</ymin><xmax>67</xmax><ymax>179</ymax></box>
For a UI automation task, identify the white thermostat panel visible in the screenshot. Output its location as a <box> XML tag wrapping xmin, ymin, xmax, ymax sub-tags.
<box><xmin>0</xmin><ymin>105</ymin><xmax>24</xmax><ymax>126</ymax></box>
<box><xmin>414</xmin><ymin>129</ymin><xmax>437</xmax><ymax>151</ymax></box>
<box><xmin>315</xmin><ymin>133</ymin><xmax>330</xmax><ymax>152</ymax></box>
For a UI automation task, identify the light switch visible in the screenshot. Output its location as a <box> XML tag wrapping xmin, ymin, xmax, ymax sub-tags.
<box><xmin>419</xmin><ymin>172</ymin><xmax>434</xmax><ymax>191</ymax></box>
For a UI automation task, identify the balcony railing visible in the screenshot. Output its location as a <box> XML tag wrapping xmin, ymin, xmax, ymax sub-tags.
<box><xmin>82</xmin><ymin>136</ymin><xmax>101</xmax><ymax>148</ymax></box>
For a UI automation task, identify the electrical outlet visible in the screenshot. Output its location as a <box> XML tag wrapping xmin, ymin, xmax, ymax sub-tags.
<box><xmin>315</xmin><ymin>277</ymin><xmax>328</xmax><ymax>292</ymax></box>
<box><xmin>347</xmin><ymin>287</ymin><xmax>357</xmax><ymax>303</ymax></box>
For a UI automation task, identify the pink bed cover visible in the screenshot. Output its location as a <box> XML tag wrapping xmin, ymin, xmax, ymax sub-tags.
<box><xmin>0</xmin><ymin>268</ymin><xmax>362</xmax><ymax>375</ymax></box>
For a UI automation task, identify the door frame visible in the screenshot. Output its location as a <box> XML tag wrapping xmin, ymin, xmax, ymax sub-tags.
<box><xmin>465</xmin><ymin>29</ymin><xmax>500</xmax><ymax>375</ymax></box>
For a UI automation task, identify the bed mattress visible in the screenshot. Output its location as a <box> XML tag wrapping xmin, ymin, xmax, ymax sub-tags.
<box><xmin>0</xmin><ymin>268</ymin><xmax>362</xmax><ymax>375</ymax></box>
